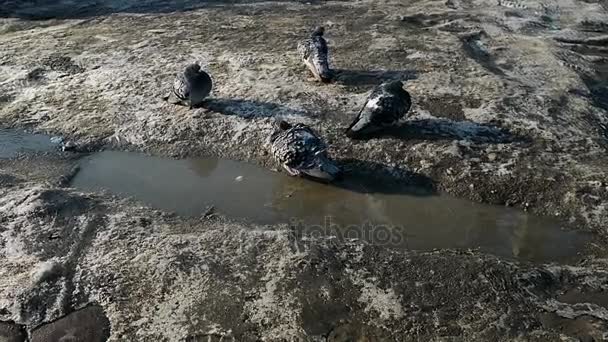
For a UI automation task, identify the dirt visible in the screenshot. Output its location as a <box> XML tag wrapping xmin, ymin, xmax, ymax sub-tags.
<box><xmin>1</xmin><ymin>0</ymin><xmax>608</xmax><ymax>340</ymax></box>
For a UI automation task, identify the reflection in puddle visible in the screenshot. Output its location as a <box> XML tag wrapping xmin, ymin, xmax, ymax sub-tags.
<box><xmin>70</xmin><ymin>151</ymin><xmax>591</xmax><ymax>263</ymax></box>
<box><xmin>0</xmin><ymin>129</ymin><xmax>57</xmax><ymax>158</ymax></box>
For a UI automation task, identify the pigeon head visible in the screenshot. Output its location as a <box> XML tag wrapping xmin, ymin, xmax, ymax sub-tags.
<box><xmin>184</xmin><ymin>63</ymin><xmax>201</xmax><ymax>78</ymax></box>
<box><xmin>385</xmin><ymin>80</ymin><xmax>405</xmax><ymax>92</ymax></box>
<box><xmin>312</xmin><ymin>26</ymin><xmax>325</xmax><ymax>37</ymax></box>
<box><xmin>269</xmin><ymin>120</ymin><xmax>292</xmax><ymax>143</ymax></box>
<box><xmin>277</xmin><ymin>120</ymin><xmax>292</xmax><ymax>131</ymax></box>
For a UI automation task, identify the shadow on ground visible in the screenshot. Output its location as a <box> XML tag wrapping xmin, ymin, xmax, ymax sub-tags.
<box><xmin>346</xmin><ymin>118</ymin><xmax>521</xmax><ymax>144</ymax></box>
<box><xmin>581</xmin><ymin>75</ymin><xmax>608</xmax><ymax>112</ymax></box>
<box><xmin>459</xmin><ymin>32</ymin><xmax>507</xmax><ymax>77</ymax></box>
<box><xmin>204</xmin><ymin>98</ymin><xmax>307</xmax><ymax>118</ymax></box>
<box><xmin>333</xmin><ymin>69</ymin><xmax>418</xmax><ymax>88</ymax></box>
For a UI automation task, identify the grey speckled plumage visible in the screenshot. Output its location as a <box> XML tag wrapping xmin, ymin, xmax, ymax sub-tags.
<box><xmin>345</xmin><ymin>81</ymin><xmax>411</xmax><ymax>138</ymax></box>
<box><xmin>269</xmin><ymin>121</ymin><xmax>341</xmax><ymax>181</ymax></box>
<box><xmin>297</xmin><ymin>27</ymin><xmax>332</xmax><ymax>82</ymax></box>
<box><xmin>169</xmin><ymin>63</ymin><xmax>212</xmax><ymax>109</ymax></box>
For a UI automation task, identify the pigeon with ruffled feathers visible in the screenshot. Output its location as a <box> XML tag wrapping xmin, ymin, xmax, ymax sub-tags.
<box><xmin>297</xmin><ymin>26</ymin><xmax>332</xmax><ymax>82</ymax></box>
<box><xmin>269</xmin><ymin>120</ymin><xmax>341</xmax><ymax>182</ymax></box>
<box><xmin>345</xmin><ymin>80</ymin><xmax>411</xmax><ymax>138</ymax></box>
<box><xmin>168</xmin><ymin>63</ymin><xmax>212</xmax><ymax>109</ymax></box>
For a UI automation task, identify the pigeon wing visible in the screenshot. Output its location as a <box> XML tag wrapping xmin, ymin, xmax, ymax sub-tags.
<box><xmin>298</xmin><ymin>39</ymin><xmax>313</xmax><ymax>60</ymax></box>
<box><xmin>173</xmin><ymin>73</ymin><xmax>190</xmax><ymax>101</ymax></box>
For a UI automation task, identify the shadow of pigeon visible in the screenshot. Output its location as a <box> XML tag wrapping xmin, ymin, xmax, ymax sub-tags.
<box><xmin>204</xmin><ymin>98</ymin><xmax>307</xmax><ymax>119</ymax></box>
<box><xmin>333</xmin><ymin>69</ymin><xmax>418</xmax><ymax>88</ymax></box>
<box><xmin>347</xmin><ymin>118</ymin><xmax>522</xmax><ymax>144</ymax></box>
<box><xmin>459</xmin><ymin>32</ymin><xmax>506</xmax><ymax>77</ymax></box>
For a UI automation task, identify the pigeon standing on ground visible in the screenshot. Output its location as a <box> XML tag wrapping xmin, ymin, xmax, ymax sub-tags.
<box><xmin>345</xmin><ymin>80</ymin><xmax>411</xmax><ymax>138</ymax></box>
<box><xmin>297</xmin><ymin>27</ymin><xmax>332</xmax><ymax>82</ymax></box>
<box><xmin>168</xmin><ymin>63</ymin><xmax>212</xmax><ymax>109</ymax></box>
<box><xmin>269</xmin><ymin>120</ymin><xmax>341</xmax><ymax>182</ymax></box>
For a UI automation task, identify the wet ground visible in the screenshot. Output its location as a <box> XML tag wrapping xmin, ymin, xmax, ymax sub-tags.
<box><xmin>71</xmin><ymin>150</ymin><xmax>591</xmax><ymax>263</ymax></box>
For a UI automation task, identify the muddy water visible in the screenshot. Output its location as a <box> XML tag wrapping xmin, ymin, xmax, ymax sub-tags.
<box><xmin>70</xmin><ymin>151</ymin><xmax>591</xmax><ymax>263</ymax></box>
<box><xmin>0</xmin><ymin>129</ymin><xmax>57</xmax><ymax>158</ymax></box>
<box><xmin>558</xmin><ymin>289</ymin><xmax>608</xmax><ymax>309</ymax></box>
<box><xmin>31</xmin><ymin>305</ymin><xmax>110</xmax><ymax>342</ymax></box>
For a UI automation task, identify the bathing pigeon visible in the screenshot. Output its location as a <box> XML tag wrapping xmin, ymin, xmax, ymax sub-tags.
<box><xmin>168</xmin><ymin>63</ymin><xmax>212</xmax><ymax>109</ymax></box>
<box><xmin>345</xmin><ymin>80</ymin><xmax>411</xmax><ymax>138</ymax></box>
<box><xmin>269</xmin><ymin>120</ymin><xmax>341</xmax><ymax>182</ymax></box>
<box><xmin>297</xmin><ymin>27</ymin><xmax>332</xmax><ymax>82</ymax></box>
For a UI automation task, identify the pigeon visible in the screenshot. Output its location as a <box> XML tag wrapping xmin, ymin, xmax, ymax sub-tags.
<box><xmin>297</xmin><ymin>27</ymin><xmax>332</xmax><ymax>82</ymax></box>
<box><xmin>345</xmin><ymin>80</ymin><xmax>411</xmax><ymax>138</ymax></box>
<box><xmin>269</xmin><ymin>120</ymin><xmax>341</xmax><ymax>182</ymax></box>
<box><xmin>168</xmin><ymin>63</ymin><xmax>212</xmax><ymax>109</ymax></box>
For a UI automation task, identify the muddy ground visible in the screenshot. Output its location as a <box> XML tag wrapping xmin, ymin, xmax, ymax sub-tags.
<box><xmin>1</xmin><ymin>0</ymin><xmax>608</xmax><ymax>340</ymax></box>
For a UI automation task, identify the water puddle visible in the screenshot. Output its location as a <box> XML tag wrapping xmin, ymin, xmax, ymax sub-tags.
<box><xmin>70</xmin><ymin>151</ymin><xmax>592</xmax><ymax>263</ymax></box>
<box><xmin>558</xmin><ymin>289</ymin><xmax>608</xmax><ymax>309</ymax></box>
<box><xmin>31</xmin><ymin>305</ymin><xmax>110</xmax><ymax>342</ymax></box>
<box><xmin>0</xmin><ymin>129</ymin><xmax>57</xmax><ymax>158</ymax></box>
<box><xmin>0</xmin><ymin>321</ymin><xmax>26</xmax><ymax>342</ymax></box>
